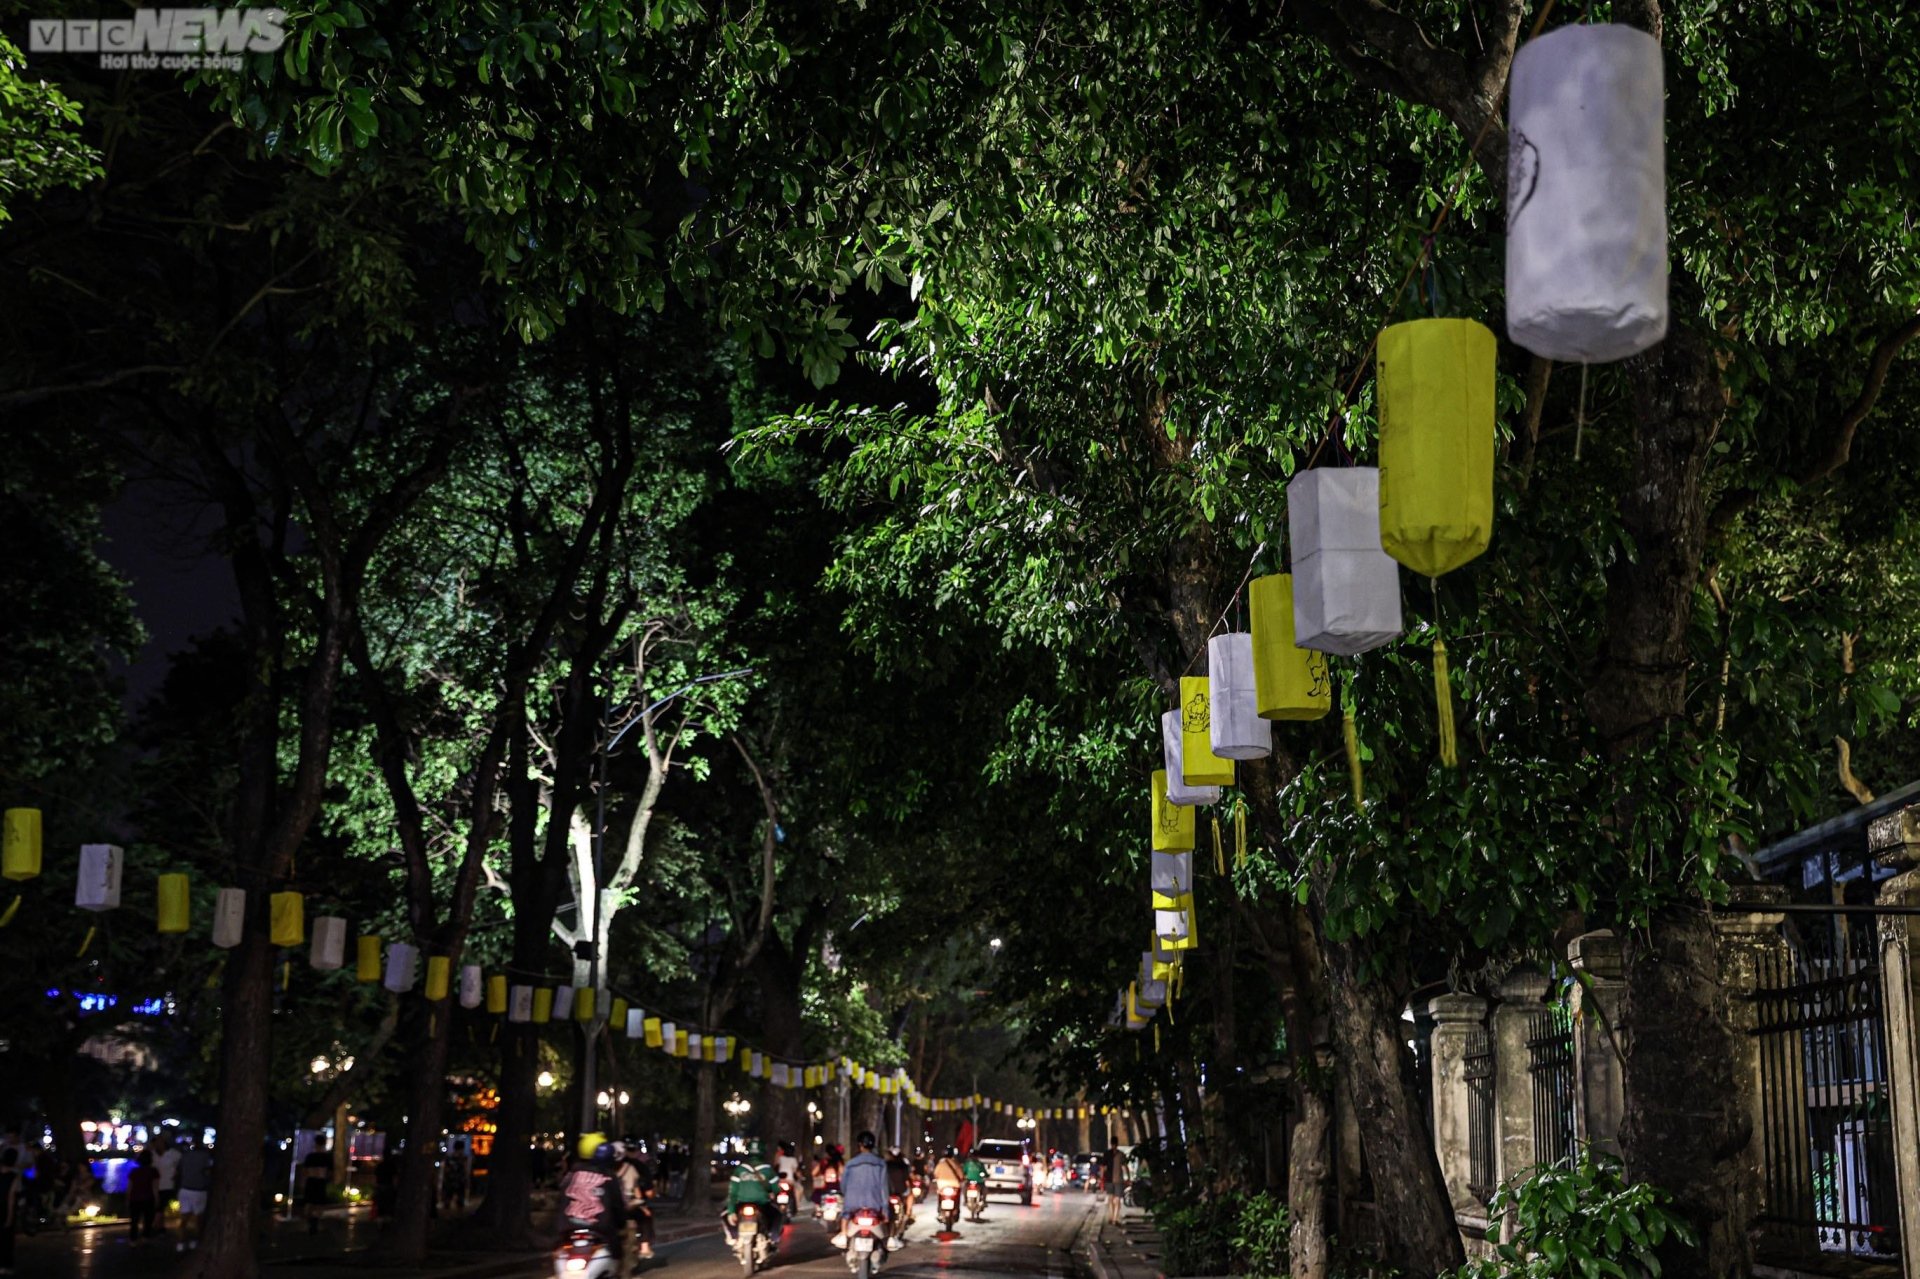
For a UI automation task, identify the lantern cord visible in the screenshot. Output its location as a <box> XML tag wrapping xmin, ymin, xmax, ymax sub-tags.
<box><xmin>1309</xmin><ymin>0</ymin><xmax>1561</xmax><ymax>462</ymax></box>
<box><xmin>1574</xmin><ymin>361</ymin><xmax>1590</xmax><ymax>461</ymax></box>
<box><xmin>429</xmin><ymin>1013</ymin><xmax>437</xmax><ymax>1038</ymax></box>
<box><xmin>1234</xmin><ymin>805</ymin><xmax>1248</xmax><ymax>867</ymax></box>
<box><xmin>1434</xmin><ymin>638</ymin><xmax>1460</xmax><ymax>768</ymax></box>
<box><xmin>0</xmin><ymin>896</ymin><xmax>17</xmax><ymax>928</ymax></box>
<box><xmin>1212</xmin><ymin>815</ymin><xmax>1226</xmax><ymax>877</ymax></box>
<box><xmin>1343</xmin><ymin>710</ymin><xmax>1366</xmax><ymax>812</ymax></box>
<box><xmin>76</xmin><ymin>924</ymin><xmax>96</xmax><ymax>958</ymax></box>
<box><xmin>1178</xmin><ymin>544</ymin><xmax>1267</xmax><ymax>675</ymax></box>
<box><xmin>489</xmin><ymin>1023</ymin><xmax>499</xmax><ymax>1044</ymax></box>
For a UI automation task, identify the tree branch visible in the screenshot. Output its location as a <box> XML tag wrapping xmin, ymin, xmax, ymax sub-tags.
<box><xmin>1797</xmin><ymin>313</ymin><xmax>1920</xmax><ymax>485</ymax></box>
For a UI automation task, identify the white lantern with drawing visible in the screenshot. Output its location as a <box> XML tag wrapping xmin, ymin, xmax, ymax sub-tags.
<box><xmin>1160</xmin><ymin>712</ymin><xmax>1222</xmax><ymax>806</ymax></box>
<box><xmin>459</xmin><ymin>964</ymin><xmax>485</xmax><ymax>1009</ymax></box>
<box><xmin>627</xmin><ymin>1007</ymin><xmax>647</xmax><ymax>1039</ymax></box>
<box><xmin>383</xmin><ymin>942</ymin><xmax>418</xmax><ymax>993</ymax></box>
<box><xmin>1287</xmin><ymin>469</ymin><xmax>1403</xmax><ymax>655</ymax></box>
<box><xmin>212</xmin><ymin>887</ymin><xmax>246</xmax><ymax>948</ymax></box>
<box><xmin>1207</xmin><ymin>633</ymin><xmax>1272</xmax><ymax>760</ymax></box>
<box><xmin>310</xmin><ymin>916</ymin><xmax>348</xmax><ymax>970</ymax></box>
<box><xmin>508</xmin><ymin>984</ymin><xmax>534</xmax><ymax>1023</ymax></box>
<box><xmin>75</xmin><ymin>844</ymin><xmax>122</xmax><ymax>911</ymax></box>
<box><xmin>1507</xmin><ymin>23</ymin><xmax>1667</xmax><ymax>363</ymax></box>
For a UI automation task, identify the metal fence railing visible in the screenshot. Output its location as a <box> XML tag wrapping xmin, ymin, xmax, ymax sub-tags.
<box><xmin>1463</xmin><ymin>1024</ymin><xmax>1496</xmax><ymax>1201</ymax></box>
<box><xmin>1526</xmin><ymin>1006</ymin><xmax>1575</xmax><ymax>1171</ymax></box>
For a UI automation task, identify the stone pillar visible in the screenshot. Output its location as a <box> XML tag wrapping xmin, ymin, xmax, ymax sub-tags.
<box><xmin>1490</xmin><ymin>969</ymin><xmax>1550</xmax><ymax>1188</ymax></box>
<box><xmin>1709</xmin><ymin>884</ymin><xmax>1795</xmax><ymax>1254</ymax></box>
<box><xmin>1428</xmin><ymin>992</ymin><xmax>1491</xmax><ymax>1211</ymax></box>
<box><xmin>1567</xmin><ymin>931</ymin><xmax>1626</xmax><ymax>1158</ymax></box>
<box><xmin>1870</xmin><ymin>804</ymin><xmax>1920</xmax><ymax>1275</ymax></box>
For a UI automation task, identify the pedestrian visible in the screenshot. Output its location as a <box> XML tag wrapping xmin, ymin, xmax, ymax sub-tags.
<box><xmin>125</xmin><ymin>1150</ymin><xmax>159</xmax><ymax>1242</ymax></box>
<box><xmin>1102</xmin><ymin>1145</ymin><xmax>1124</xmax><ymax>1225</ymax></box>
<box><xmin>302</xmin><ymin>1136</ymin><xmax>332</xmax><ymax>1232</ymax></box>
<box><xmin>154</xmin><ymin>1138</ymin><xmax>182</xmax><ymax>1231</ymax></box>
<box><xmin>0</xmin><ymin>1147</ymin><xmax>20</xmax><ymax>1275</ymax></box>
<box><xmin>175</xmin><ymin>1136</ymin><xmax>212</xmax><ymax>1252</ymax></box>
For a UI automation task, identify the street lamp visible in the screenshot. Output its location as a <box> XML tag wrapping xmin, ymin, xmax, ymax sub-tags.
<box><xmin>724</xmin><ymin>1093</ymin><xmax>752</xmax><ymax>1148</ymax></box>
<box><xmin>538</xmin><ymin>1070</ymin><xmax>557</xmax><ymax>1090</ymax></box>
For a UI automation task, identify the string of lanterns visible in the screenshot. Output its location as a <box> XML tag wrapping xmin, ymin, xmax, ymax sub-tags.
<box><xmin>3</xmin><ymin>808</ymin><xmax>1088</xmax><ymax>1120</ymax></box>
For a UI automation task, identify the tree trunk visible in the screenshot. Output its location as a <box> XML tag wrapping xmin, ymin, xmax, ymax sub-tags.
<box><xmin>191</xmin><ymin>931</ymin><xmax>276</xmax><ymax>1279</ymax></box>
<box><xmin>686</xmin><ymin>1063</ymin><xmax>717</xmax><ymax>1207</ymax></box>
<box><xmin>1288</xmin><ymin>1082</ymin><xmax>1335</xmax><ymax>1279</ymax></box>
<box><xmin>389</xmin><ymin>1004</ymin><xmax>457</xmax><ymax>1261</ymax></box>
<box><xmin>750</xmin><ymin>939</ymin><xmax>810</xmax><ymax>1152</ymax></box>
<box><xmin>1312</xmin><ymin>891</ymin><xmax>1463</xmax><ymax>1279</ymax></box>
<box><xmin>477</xmin><ymin>1021</ymin><xmax>544</xmax><ymax>1245</ymax></box>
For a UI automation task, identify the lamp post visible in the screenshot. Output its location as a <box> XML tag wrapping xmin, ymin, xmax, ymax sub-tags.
<box><xmin>578</xmin><ymin>667</ymin><xmax>755</xmax><ymax>1135</ymax></box>
<box><xmin>724</xmin><ymin>1094</ymin><xmax>752</xmax><ymax>1154</ymax></box>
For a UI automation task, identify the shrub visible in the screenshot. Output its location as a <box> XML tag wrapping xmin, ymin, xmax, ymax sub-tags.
<box><xmin>1446</xmin><ymin>1153</ymin><xmax>1695</xmax><ymax>1279</ymax></box>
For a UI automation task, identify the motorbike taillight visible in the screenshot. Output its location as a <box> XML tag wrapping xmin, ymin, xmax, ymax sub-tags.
<box><xmin>741</xmin><ymin>1204</ymin><xmax>757</xmax><ymax>1218</ymax></box>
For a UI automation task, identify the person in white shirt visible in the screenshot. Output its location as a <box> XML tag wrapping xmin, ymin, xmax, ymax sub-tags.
<box><xmin>154</xmin><ymin>1140</ymin><xmax>183</xmax><ymax>1220</ymax></box>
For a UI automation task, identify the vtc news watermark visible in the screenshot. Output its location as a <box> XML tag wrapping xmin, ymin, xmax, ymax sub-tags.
<box><xmin>28</xmin><ymin>8</ymin><xmax>288</xmax><ymax>71</ymax></box>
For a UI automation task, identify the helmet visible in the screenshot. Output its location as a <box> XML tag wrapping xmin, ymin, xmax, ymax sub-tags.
<box><xmin>745</xmin><ymin>1138</ymin><xmax>765</xmax><ymax>1159</ymax></box>
<box><xmin>578</xmin><ymin>1132</ymin><xmax>610</xmax><ymax>1161</ymax></box>
<box><xmin>945</xmin><ymin>1145</ymin><xmax>959</xmax><ymax>1158</ymax></box>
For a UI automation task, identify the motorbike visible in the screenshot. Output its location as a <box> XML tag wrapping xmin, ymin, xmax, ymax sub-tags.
<box><xmin>817</xmin><ymin>1186</ymin><xmax>843</xmax><ymax>1225</ymax></box>
<box><xmin>774</xmin><ymin>1177</ymin><xmax>795</xmax><ymax>1217</ymax></box>
<box><xmin>730</xmin><ymin>1201</ymin><xmax>778</xmax><ymax>1275</ymax></box>
<box><xmin>935</xmin><ymin>1182</ymin><xmax>960</xmax><ymax>1229</ymax></box>
<box><xmin>842</xmin><ymin>1206</ymin><xmax>889</xmax><ymax>1279</ymax></box>
<box><xmin>964</xmin><ymin>1179</ymin><xmax>986</xmax><ymax>1223</ymax></box>
<box><xmin>552</xmin><ymin>1227</ymin><xmax>618</xmax><ymax>1278</ymax></box>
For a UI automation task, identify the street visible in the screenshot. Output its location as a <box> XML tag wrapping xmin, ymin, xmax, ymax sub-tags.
<box><xmin>612</xmin><ymin>1189</ymin><xmax>1098</xmax><ymax>1279</ymax></box>
<box><xmin>3</xmin><ymin>1189</ymin><xmax>1102</xmax><ymax>1278</ymax></box>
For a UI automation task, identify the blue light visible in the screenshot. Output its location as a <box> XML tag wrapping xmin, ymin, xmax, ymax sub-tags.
<box><xmin>78</xmin><ymin>993</ymin><xmax>120</xmax><ymax>1013</ymax></box>
<box><xmin>132</xmin><ymin>997</ymin><xmax>167</xmax><ymax>1016</ymax></box>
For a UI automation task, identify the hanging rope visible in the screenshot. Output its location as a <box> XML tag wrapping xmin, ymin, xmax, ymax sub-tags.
<box><xmin>1343</xmin><ymin>710</ymin><xmax>1365</xmax><ymax>812</ymax></box>
<box><xmin>76</xmin><ymin>924</ymin><xmax>96</xmax><ymax>957</ymax></box>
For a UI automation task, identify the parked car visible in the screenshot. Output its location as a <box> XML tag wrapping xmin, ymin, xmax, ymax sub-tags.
<box><xmin>968</xmin><ymin>1138</ymin><xmax>1034</xmax><ymax>1205</ymax></box>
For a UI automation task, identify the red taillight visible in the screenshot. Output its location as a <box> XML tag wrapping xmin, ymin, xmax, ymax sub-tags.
<box><xmin>741</xmin><ymin>1204</ymin><xmax>757</xmax><ymax>1218</ymax></box>
<box><xmin>1022</xmin><ymin>1154</ymin><xmax>1032</xmax><ymax>1166</ymax></box>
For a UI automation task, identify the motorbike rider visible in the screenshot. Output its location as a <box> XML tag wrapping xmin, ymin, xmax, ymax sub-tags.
<box><xmin>833</xmin><ymin>1131</ymin><xmax>893</xmax><ymax>1248</ymax></box>
<box><xmin>932</xmin><ymin>1145</ymin><xmax>966</xmax><ymax>1190</ymax></box>
<box><xmin>884</xmin><ymin>1146</ymin><xmax>913</xmax><ymax>1224</ymax></box>
<box><xmin>774</xmin><ymin>1139</ymin><xmax>801</xmax><ymax>1205</ymax></box>
<box><xmin>961</xmin><ymin>1148</ymin><xmax>988</xmax><ymax>1211</ymax></box>
<box><xmin>562</xmin><ymin>1134</ymin><xmax>630</xmax><ymax>1259</ymax></box>
<box><xmin>723</xmin><ymin>1138</ymin><xmax>782</xmax><ymax>1243</ymax></box>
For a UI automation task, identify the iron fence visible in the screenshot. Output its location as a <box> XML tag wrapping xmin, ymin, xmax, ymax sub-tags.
<box><xmin>1752</xmin><ymin>921</ymin><xmax>1901</xmax><ymax>1260</ymax></box>
<box><xmin>1526</xmin><ymin>1006</ymin><xmax>1575</xmax><ymax>1170</ymax></box>
<box><xmin>1463</xmin><ymin>1025</ymin><xmax>1496</xmax><ymax>1201</ymax></box>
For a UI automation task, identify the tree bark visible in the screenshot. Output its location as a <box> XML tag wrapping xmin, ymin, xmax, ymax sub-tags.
<box><xmin>1288</xmin><ymin>1081</ymin><xmax>1335</xmax><ymax>1279</ymax></box>
<box><xmin>686</xmin><ymin>1062</ymin><xmax>718</xmax><ymax>1207</ymax></box>
<box><xmin>388</xmin><ymin>1004</ymin><xmax>458</xmax><ymax>1258</ymax></box>
<box><xmin>194</xmin><ymin>931</ymin><xmax>278</xmax><ymax>1279</ymax></box>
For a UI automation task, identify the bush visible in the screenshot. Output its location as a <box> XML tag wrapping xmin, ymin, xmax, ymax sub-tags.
<box><xmin>1230</xmin><ymin>1191</ymin><xmax>1292</xmax><ymax>1278</ymax></box>
<box><xmin>1445</xmin><ymin>1153</ymin><xmax>1694</xmax><ymax>1279</ymax></box>
<box><xmin>1159</xmin><ymin>1188</ymin><xmax>1292</xmax><ymax>1277</ymax></box>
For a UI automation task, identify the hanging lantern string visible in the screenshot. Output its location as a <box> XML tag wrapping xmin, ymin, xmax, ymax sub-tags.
<box><xmin>1177</xmin><ymin>543</ymin><xmax>1268</xmax><ymax>677</ymax></box>
<box><xmin>1306</xmin><ymin>0</ymin><xmax>1563</xmax><ymax>468</ymax></box>
<box><xmin>1573</xmin><ymin>361</ymin><xmax>1590</xmax><ymax>461</ymax></box>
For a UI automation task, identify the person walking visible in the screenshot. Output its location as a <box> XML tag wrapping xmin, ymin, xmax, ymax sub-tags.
<box><xmin>125</xmin><ymin>1150</ymin><xmax>159</xmax><ymax>1243</ymax></box>
<box><xmin>153</xmin><ymin>1138</ymin><xmax>182</xmax><ymax>1235</ymax></box>
<box><xmin>301</xmin><ymin>1137</ymin><xmax>333</xmax><ymax>1232</ymax></box>
<box><xmin>175</xmin><ymin>1137</ymin><xmax>212</xmax><ymax>1252</ymax></box>
<box><xmin>0</xmin><ymin>1148</ymin><xmax>21</xmax><ymax>1275</ymax></box>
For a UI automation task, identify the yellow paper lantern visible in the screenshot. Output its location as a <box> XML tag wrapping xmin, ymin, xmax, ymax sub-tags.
<box><xmin>356</xmin><ymin>936</ymin><xmax>382</xmax><ymax>983</ymax></box>
<box><xmin>157</xmin><ymin>873</ymin><xmax>191</xmax><ymax>934</ymax></box>
<box><xmin>424</xmin><ymin>956</ymin><xmax>451</xmax><ymax>1002</ymax></box>
<box><xmin>1249</xmin><ymin>575</ymin><xmax>1332</xmax><ymax>721</ymax></box>
<box><xmin>612</xmin><ymin>996</ymin><xmax>629</xmax><ymax>1027</ymax></box>
<box><xmin>486</xmin><ymin>974</ymin><xmax>508</xmax><ymax>1013</ymax></box>
<box><xmin>574</xmin><ymin>987</ymin><xmax>596</xmax><ymax>1022</ymax></box>
<box><xmin>644</xmin><ymin>1017</ymin><xmax>663</xmax><ymax>1047</ymax></box>
<box><xmin>269</xmin><ymin>892</ymin><xmax>305</xmax><ymax>947</ymax></box>
<box><xmin>1376</xmin><ymin>318</ymin><xmax>1496</xmax><ymax>579</ymax></box>
<box><xmin>1177</xmin><ymin>677</ymin><xmax>1235</xmax><ymax>787</ymax></box>
<box><xmin>3</xmin><ymin>808</ymin><xmax>43</xmax><ymax>881</ymax></box>
<box><xmin>531</xmin><ymin>988</ymin><xmax>555</xmax><ymax>1024</ymax></box>
<box><xmin>1150</xmin><ymin>770</ymin><xmax>1195</xmax><ymax>853</ymax></box>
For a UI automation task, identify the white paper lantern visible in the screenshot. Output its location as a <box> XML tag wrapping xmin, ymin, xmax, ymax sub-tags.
<box><xmin>310</xmin><ymin>916</ymin><xmax>348</xmax><ymax>970</ymax></box>
<box><xmin>1288</xmin><ymin>469</ymin><xmax>1403</xmax><ymax>655</ymax></box>
<box><xmin>459</xmin><ymin>964</ymin><xmax>485</xmax><ymax>1009</ymax></box>
<box><xmin>1507</xmin><ymin>23</ymin><xmax>1666</xmax><ymax>363</ymax></box>
<box><xmin>383</xmin><ymin>942</ymin><xmax>418</xmax><ymax>993</ymax></box>
<box><xmin>1160</xmin><ymin>712</ymin><xmax>1222</xmax><ymax>807</ymax></box>
<box><xmin>1207</xmin><ymin>633</ymin><xmax>1272</xmax><ymax>760</ymax></box>
<box><xmin>1154</xmin><ymin>908</ymin><xmax>1191</xmax><ymax>941</ymax></box>
<box><xmin>1139</xmin><ymin>979</ymin><xmax>1168</xmax><ymax>1008</ymax></box>
<box><xmin>554</xmin><ymin>984</ymin><xmax>574</xmax><ymax>1016</ymax></box>
<box><xmin>626</xmin><ymin>1007</ymin><xmax>646</xmax><ymax>1039</ymax></box>
<box><xmin>508</xmin><ymin>984</ymin><xmax>534</xmax><ymax>1023</ymax></box>
<box><xmin>1151</xmin><ymin>851</ymin><xmax>1193</xmax><ymax>907</ymax></box>
<box><xmin>212</xmin><ymin>887</ymin><xmax>246</xmax><ymax>948</ymax></box>
<box><xmin>75</xmin><ymin>844</ymin><xmax>123</xmax><ymax>911</ymax></box>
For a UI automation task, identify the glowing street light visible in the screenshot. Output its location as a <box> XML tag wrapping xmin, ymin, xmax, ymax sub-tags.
<box><xmin>538</xmin><ymin>1070</ymin><xmax>557</xmax><ymax>1090</ymax></box>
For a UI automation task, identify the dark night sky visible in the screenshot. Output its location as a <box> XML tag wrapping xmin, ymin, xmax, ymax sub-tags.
<box><xmin>101</xmin><ymin>470</ymin><xmax>237</xmax><ymax>712</ymax></box>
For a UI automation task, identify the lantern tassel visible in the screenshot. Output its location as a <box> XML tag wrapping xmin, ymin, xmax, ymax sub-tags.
<box><xmin>1434</xmin><ymin>638</ymin><xmax>1458</xmax><ymax>768</ymax></box>
<box><xmin>1153</xmin><ymin>1023</ymin><xmax>1160</xmax><ymax>1053</ymax></box>
<box><xmin>1212</xmin><ymin>815</ymin><xmax>1225</xmax><ymax>876</ymax></box>
<box><xmin>1234</xmin><ymin>805</ymin><xmax>1247</xmax><ymax>867</ymax></box>
<box><xmin>0</xmin><ymin>896</ymin><xmax>18</xmax><ymax>928</ymax></box>
<box><xmin>77</xmin><ymin>925</ymin><xmax>96</xmax><ymax>958</ymax></box>
<box><xmin>1343</xmin><ymin>711</ymin><xmax>1365</xmax><ymax>811</ymax></box>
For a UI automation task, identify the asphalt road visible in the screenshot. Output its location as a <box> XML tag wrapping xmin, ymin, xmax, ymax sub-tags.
<box><xmin>585</xmin><ymin>1188</ymin><xmax>1100</xmax><ymax>1279</ymax></box>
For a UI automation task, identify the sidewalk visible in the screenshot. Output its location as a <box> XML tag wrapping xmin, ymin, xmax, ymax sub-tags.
<box><xmin>1083</xmin><ymin>1200</ymin><xmax>1167</xmax><ymax>1279</ymax></box>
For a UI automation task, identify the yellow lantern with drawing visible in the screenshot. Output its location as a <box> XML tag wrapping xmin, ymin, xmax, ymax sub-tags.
<box><xmin>157</xmin><ymin>873</ymin><xmax>191</xmax><ymax>934</ymax></box>
<box><xmin>1177</xmin><ymin>677</ymin><xmax>1234</xmax><ymax>787</ymax></box>
<box><xmin>3</xmin><ymin>808</ymin><xmax>42</xmax><ymax>881</ymax></box>
<box><xmin>487</xmin><ymin>974</ymin><xmax>509</xmax><ymax>1013</ymax></box>
<box><xmin>1150</xmin><ymin>771</ymin><xmax>1195</xmax><ymax>853</ymax></box>
<box><xmin>574</xmin><ymin>987</ymin><xmax>596</xmax><ymax>1022</ymax></box>
<box><xmin>1376</xmin><ymin>318</ymin><xmax>1496</xmax><ymax>578</ymax></box>
<box><xmin>531</xmin><ymin>987</ymin><xmax>554</xmax><ymax>1024</ymax></box>
<box><xmin>1248</xmin><ymin>575</ymin><xmax>1332</xmax><ymax>720</ymax></box>
<box><xmin>424</xmin><ymin>956</ymin><xmax>451</xmax><ymax>1001</ymax></box>
<box><xmin>269</xmin><ymin>892</ymin><xmax>304</xmax><ymax>947</ymax></box>
<box><xmin>356</xmin><ymin>935</ymin><xmax>382</xmax><ymax>983</ymax></box>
